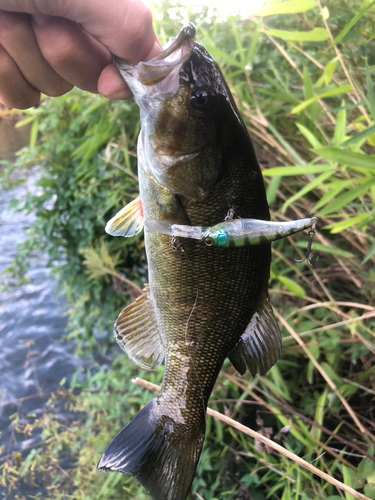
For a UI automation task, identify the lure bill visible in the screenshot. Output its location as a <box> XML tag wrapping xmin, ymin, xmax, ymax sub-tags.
<box><xmin>144</xmin><ymin>216</ymin><xmax>318</xmax><ymax>248</ymax></box>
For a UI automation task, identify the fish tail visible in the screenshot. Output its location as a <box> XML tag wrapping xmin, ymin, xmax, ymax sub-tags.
<box><xmin>97</xmin><ymin>398</ymin><xmax>205</xmax><ymax>500</ymax></box>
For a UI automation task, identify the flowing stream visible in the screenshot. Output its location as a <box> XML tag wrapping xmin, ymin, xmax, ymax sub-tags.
<box><xmin>0</xmin><ymin>117</ymin><xmax>83</xmax><ymax>498</ymax></box>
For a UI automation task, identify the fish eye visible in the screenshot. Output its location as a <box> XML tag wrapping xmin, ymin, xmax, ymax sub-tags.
<box><xmin>190</xmin><ymin>87</ymin><xmax>213</xmax><ymax>114</ymax></box>
<box><xmin>205</xmin><ymin>237</ymin><xmax>214</xmax><ymax>246</ymax></box>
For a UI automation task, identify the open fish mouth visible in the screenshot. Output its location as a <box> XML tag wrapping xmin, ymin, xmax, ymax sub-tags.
<box><xmin>116</xmin><ymin>23</ymin><xmax>196</xmax><ymax>100</ymax></box>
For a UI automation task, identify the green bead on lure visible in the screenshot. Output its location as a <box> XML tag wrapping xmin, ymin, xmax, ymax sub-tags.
<box><xmin>144</xmin><ymin>216</ymin><xmax>318</xmax><ymax>248</ymax></box>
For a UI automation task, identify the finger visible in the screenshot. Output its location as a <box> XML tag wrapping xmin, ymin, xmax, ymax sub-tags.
<box><xmin>97</xmin><ymin>41</ymin><xmax>162</xmax><ymax>100</ymax></box>
<box><xmin>32</xmin><ymin>14</ymin><xmax>112</xmax><ymax>93</ymax></box>
<box><xmin>97</xmin><ymin>63</ymin><xmax>132</xmax><ymax>100</ymax></box>
<box><xmin>0</xmin><ymin>0</ymin><xmax>161</xmax><ymax>63</ymax></box>
<box><xmin>0</xmin><ymin>43</ymin><xmax>40</xmax><ymax>108</ymax></box>
<box><xmin>0</xmin><ymin>11</ymin><xmax>73</xmax><ymax>98</ymax></box>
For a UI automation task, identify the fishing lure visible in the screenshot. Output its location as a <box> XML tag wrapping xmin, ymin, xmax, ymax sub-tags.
<box><xmin>145</xmin><ymin>216</ymin><xmax>318</xmax><ymax>249</ymax></box>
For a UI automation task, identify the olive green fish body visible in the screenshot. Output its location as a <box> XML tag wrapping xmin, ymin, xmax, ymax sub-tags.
<box><xmin>142</xmin><ymin>152</ymin><xmax>270</xmax><ymax>409</ymax></box>
<box><xmin>99</xmin><ymin>24</ymin><xmax>281</xmax><ymax>500</ymax></box>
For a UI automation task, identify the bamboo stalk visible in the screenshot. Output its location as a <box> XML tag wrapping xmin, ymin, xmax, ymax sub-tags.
<box><xmin>132</xmin><ymin>377</ymin><xmax>371</xmax><ymax>500</ymax></box>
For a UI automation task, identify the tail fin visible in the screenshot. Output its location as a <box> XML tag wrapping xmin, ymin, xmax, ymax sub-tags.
<box><xmin>97</xmin><ymin>398</ymin><xmax>205</xmax><ymax>500</ymax></box>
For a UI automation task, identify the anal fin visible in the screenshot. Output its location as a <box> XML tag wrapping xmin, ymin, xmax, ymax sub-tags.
<box><xmin>115</xmin><ymin>286</ymin><xmax>164</xmax><ymax>370</ymax></box>
<box><xmin>106</xmin><ymin>196</ymin><xmax>143</xmax><ymax>237</ymax></box>
<box><xmin>229</xmin><ymin>294</ymin><xmax>281</xmax><ymax>376</ymax></box>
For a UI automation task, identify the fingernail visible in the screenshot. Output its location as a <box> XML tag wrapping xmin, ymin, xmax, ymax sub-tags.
<box><xmin>105</xmin><ymin>87</ymin><xmax>133</xmax><ymax>100</ymax></box>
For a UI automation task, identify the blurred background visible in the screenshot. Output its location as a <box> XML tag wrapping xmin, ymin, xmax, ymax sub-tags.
<box><xmin>1</xmin><ymin>0</ymin><xmax>375</xmax><ymax>498</ymax></box>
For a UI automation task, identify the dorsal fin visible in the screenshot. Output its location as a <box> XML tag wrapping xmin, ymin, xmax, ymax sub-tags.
<box><xmin>114</xmin><ymin>285</ymin><xmax>165</xmax><ymax>370</ymax></box>
<box><xmin>105</xmin><ymin>196</ymin><xmax>144</xmax><ymax>237</ymax></box>
<box><xmin>228</xmin><ymin>294</ymin><xmax>281</xmax><ymax>376</ymax></box>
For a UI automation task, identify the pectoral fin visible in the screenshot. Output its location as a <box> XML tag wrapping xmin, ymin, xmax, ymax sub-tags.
<box><xmin>115</xmin><ymin>286</ymin><xmax>164</xmax><ymax>370</ymax></box>
<box><xmin>229</xmin><ymin>295</ymin><xmax>281</xmax><ymax>376</ymax></box>
<box><xmin>106</xmin><ymin>196</ymin><xmax>144</xmax><ymax>237</ymax></box>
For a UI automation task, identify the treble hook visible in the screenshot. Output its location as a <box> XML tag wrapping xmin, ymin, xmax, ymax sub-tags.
<box><xmin>292</xmin><ymin>217</ymin><xmax>318</xmax><ymax>267</ymax></box>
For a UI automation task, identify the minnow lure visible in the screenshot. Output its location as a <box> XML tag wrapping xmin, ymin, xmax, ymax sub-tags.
<box><xmin>144</xmin><ymin>216</ymin><xmax>318</xmax><ymax>248</ymax></box>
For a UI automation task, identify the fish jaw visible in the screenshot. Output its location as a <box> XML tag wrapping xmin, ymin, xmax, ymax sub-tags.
<box><xmin>116</xmin><ymin>24</ymin><xmax>195</xmax><ymax>110</ymax></box>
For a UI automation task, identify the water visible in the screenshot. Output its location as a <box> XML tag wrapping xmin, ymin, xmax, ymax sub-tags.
<box><xmin>0</xmin><ymin>119</ymin><xmax>83</xmax><ymax>497</ymax></box>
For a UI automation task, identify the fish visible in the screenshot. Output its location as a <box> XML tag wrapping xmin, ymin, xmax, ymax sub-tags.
<box><xmin>98</xmin><ymin>23</ymin><xmax>283</xmax><ymax>500</ymax></box>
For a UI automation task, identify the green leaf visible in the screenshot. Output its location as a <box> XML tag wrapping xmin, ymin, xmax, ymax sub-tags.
<box><xmin>342</xmin><ymin>466</ymin><xmax>356</xmax><ymax>500</ymax></box>
<box><xmin>332</xmin><ymin>0</ymin><xmax>375</xmax><ymax>46</ymax></box>
<box><xmin>318</xmin><ymin>177</ymin><xmax>375</xmax><ymax>216</ymax></box>
<box><xmin>342</xmin><ymin>124</ymin><xmax>375</xmax><ymax>146</ymax></box>
<box><xmin>15</xmin><ymin>115</ymin><xmax>36</xmax><ymax>128</ymax></box>
<box><xmin>263</xmin><ymin>164</ymin><xmax>334</xmax><ymax>176</ymax></box>
<box><xmin>265</xmin><ymin>120</ymin><xmax>306</xmax><ymax>164</ymax></box>
<box><xmin>330</xmin><ymin>101</ymin><xmax>365</xmax><ymax>112</ymax></box>
<box><xmin>295</xmin><ymin>241</ymin><xmax>355</xmax><ymax>258</ymax></box>
<box><xmin>303</xmin><ymin>66</ymin><xmax>318</xmax><ymax>121</ymax></box>
<box><xmin>324</xmin><ymin>214</ymin><xmax>370</xmax><ymax>233</ymax></box>
<box><xmin>20</xmin><ymin>449</ymin><xmax>38</xmax><ymax>477</ymax></box>
<box><xmin>246</xmin><ymin>18</ymin><xmax>261</xmax><ymax>67</ymax></box>
<box><xmin>333</xmin><ymin>101</ymin><xmax>346</xmax><ymax>147</ymax></box>
<box><xmin>266</xmin><ymin>175</ymin><xmax>281</xmax><ymax>205</ymax></box>
<box><xmin>253</xmin><ymin>0</ymin><xmax>317</xmax><ymax>16</ymax></box>
<box><xmin>314</xmin><ymin>179</ymin><xmax>353</xmax><ymax>211</ymax></box>
<box><xmin>364</xmin><ymin>484</ymin><xmax>375</xmax><ymax>500</ymax></box>
<box><xmin>29</xmin><ymin>118</ymin><xmax>39</xmax><ymax>151</ymax></box>
<box><xmin>277</xmin><ymin>276</ymin><xmax>305</xmax><ymax>298</ymax></box>
<box><xmin>282</xmin><ymin>170</ymin><xmax>333</xmax><ymax>212</ymax></box>
<box><xmin>291</xmin><ymin>85</ymin><xmax>352</xmax><ymax>114</ymax></box>
<box><xmin>296</xmin><ymin>123</ymin><xmax>324</xmax><ymax>149</ymax></box>
<box><xmin>261</xmin><ymin>27</ymin><xmax>329</xmax><ymax>42</ymax></box>
<box><xmin>366</xmin><ymin>59</ymin><xmax>375</xmax><ymax>122</ymax></box>
<box><xmin>363</xmin><ymin>242</ymin><xmax>375</xmax><ymax>264</ymax></box>
<box><xmin>358</xmin><ymin>456</ymin><xmax>375</xmax><ymax>479</ymax></box>
<box><xmin>311</xmin><ymin>389</ymin><xmax>327</xmax><ymax>441</ymax></box>
<box><xmin>323</xmin><ymin>59</ymin><xmax>338</xmax><ymax>86</ymax></box>
<box><xmin>313</xmin><ymin>147</ymin><xmax>375</xmax><ymax>169</ymax></box>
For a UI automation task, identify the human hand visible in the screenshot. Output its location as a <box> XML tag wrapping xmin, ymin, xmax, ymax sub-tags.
<box><xmin>0</xmin><ymin>0</ymin><xmax>161</xmax><ymax>109</ymax></box>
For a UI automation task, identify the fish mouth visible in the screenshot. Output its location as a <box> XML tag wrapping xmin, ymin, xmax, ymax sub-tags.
<box><xmin>116</xmin><ymin>24</ymin><xmax>196</xmax><ymax>99</ymax></box>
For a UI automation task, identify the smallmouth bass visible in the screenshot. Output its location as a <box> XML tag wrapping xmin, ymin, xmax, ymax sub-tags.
<box><xmin>98</xmin><ymin>24</ymin><xmax>283</xmax><ymax>500</ymax></box>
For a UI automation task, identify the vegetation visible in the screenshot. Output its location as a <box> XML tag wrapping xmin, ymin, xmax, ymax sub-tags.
<box><xmin>1</xmin><ymin>0</ymin><xmax>375</xmax><ymax>498</ymax></box>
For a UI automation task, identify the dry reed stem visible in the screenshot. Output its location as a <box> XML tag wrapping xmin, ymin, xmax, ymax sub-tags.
<box><xmin>133</xmin><ymin>377</ymin><xmax>371</xmax><ymax>500</ymax></box>
<box><xmin>275</xmin><ymin>311</ymin><xmax>375</xmax><ymax>442</ymax></box>
<box><xmin>107</xmin><ymin>270</ymin><xmax>143</xmax><ymax>296</ymax></box>
<box><xmin>224</xmin><ymin>372</ymin><xmax>375</xmax><ymax>464</ymax></box>
<box><xmin>292</xmin><ymin>310</ymin><xmax>375</xmax><ymax>337</ymax></box>
<box><xmin>226</xmin><ymin>372</ymin><xmax>356</xmax><ymax>470</ymax></box>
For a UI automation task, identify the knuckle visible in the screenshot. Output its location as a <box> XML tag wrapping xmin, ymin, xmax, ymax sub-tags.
<box><xmin>40</xmin><ymin>32</ymin><xmax>76</xmax><ymax>66</ymax></box>
<box><xmin>0</xmin><ymin>47</ymin><xmax>40</xmax><ymax>109</ymax></box>
<box><xmin>0</xmin><ymin>48</ymin><xmax>15</xmax><ymax>77</ymax></box>
<box><xmin>0</xmin><ymin>12</ymin><xmax>29</xmax><ymax>41</ymax></box>
<box><xmin>12</xmin><ymin>94</ymin><xmax>40</xmax><ymax>110</ymax></box>
<box><xmin>44</xmin><ymin>79</ymin><xmax>73</xmax><ymax>97</ymax></box>
<box><xmin>0</xmin><ymin>90</ymin><xmax>40</xmax><ymax>110</ymax></box>
<box><xmin>125</xmin><ymin>6</ymin><xmax>154</xmax><ymax>54</ymax></box>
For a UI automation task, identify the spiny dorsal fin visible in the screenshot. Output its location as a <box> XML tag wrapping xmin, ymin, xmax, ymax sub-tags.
<box><xmin>105</xmin><ymin>196</ymin><xmax>144</xmax><ymax>237</ymax></box>
<box><xmin>114</xmin><ymin>285</ymin><xmax>165</xmax><ymax>370</ymax></box>
<box><xmin>228</xmin><ymin>294</ymin><xmax>281</xmax><ymax>376</ymax></box>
